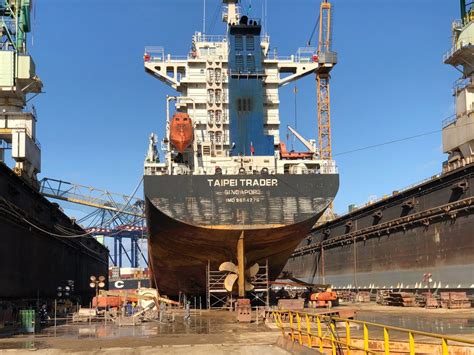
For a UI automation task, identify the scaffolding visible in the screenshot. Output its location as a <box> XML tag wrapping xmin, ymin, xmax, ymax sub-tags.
<box><xmin>206</xmin><ymin>259</ymin><xmax>269</xmax><ymax>309</ymax></box>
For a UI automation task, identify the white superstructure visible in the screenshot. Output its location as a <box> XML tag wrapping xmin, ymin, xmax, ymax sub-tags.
<box><xmin>144</xmin><ymin>1</ymin><xmax>336</xmax><ymax>177</ymax></box>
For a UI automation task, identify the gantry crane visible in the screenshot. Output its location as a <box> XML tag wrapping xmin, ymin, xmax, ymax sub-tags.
<box><xmin>316</xmin><ymin>0</ymin><xmax>336</xmax><ymax>159</ymax></box>
<box><xmin>39</xmin><ymin>177</ymin><xmax>147</xmax><ymax>268</ymax></box>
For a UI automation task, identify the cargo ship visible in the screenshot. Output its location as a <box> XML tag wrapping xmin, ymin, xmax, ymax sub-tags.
<box><xmin>143</xmin><ymin>0</ymin><xmax>338</xmax><ymax>296</ymax></box>
<box><xmin>0</xmin><ymin>1</ymin><xmax>108</xmax><ymax>303</ymax></box>
<box><xmin>284</xmin><ymin>1</ymin><xmax>474</xmax><ymax>291</ymax></box>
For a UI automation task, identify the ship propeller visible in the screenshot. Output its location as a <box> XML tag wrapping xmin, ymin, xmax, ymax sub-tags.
<box><xmin>219</xmin><ymin>261</ymin><xmax>259</xmax><ymax>292</ymax></box>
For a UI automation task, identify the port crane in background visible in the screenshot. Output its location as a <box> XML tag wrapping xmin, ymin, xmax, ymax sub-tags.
<box><xmin>0</xmin><ymin>0</ymin><xmax>43</xmax><ymax>188</ymax></box>
<box><xmin>316</xmin><ymin>0</ymin><xmax>336</xmax><ymax>160</ymax></box>
<box><xmin>39</xmin><ymin>177</ymin><xmax>147</xmax><ymax>268</ymax></box>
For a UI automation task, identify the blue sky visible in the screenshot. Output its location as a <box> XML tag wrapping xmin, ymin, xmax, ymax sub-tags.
<box><xmin>12</xmin><ymin>0</ymin><xmax>458</xmax><ymax>219</ymax></box>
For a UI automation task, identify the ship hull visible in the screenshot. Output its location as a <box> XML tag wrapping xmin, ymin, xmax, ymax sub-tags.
<box><xmin>0</xmin><ymin>163</ymin><xmax>109</xmax><ymax>302</ymax></box>
<box><xmin>284</xmin><ymin>165</ymin><xmax>474</xmax><ymax>291</ymax></box>
<box><xmin>145</xmin><ymin>173</ymin><xmax>339</xmax><ymax>296</ymax></box>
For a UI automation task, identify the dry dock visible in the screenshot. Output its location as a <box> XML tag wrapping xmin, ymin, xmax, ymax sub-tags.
<box><xmin>1</xmin><ymin>305</ymin><xmax>474</xmax><ymax>354</ymax></box>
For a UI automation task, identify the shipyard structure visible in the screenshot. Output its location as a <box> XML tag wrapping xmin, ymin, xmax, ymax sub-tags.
<box><xmin>0</xmin><ymin>0</ymin><xmax>108</xmax><ymax>302</ymax></box>
<box><xmin>284</xmin><ymin>3</ymin><xmax>474</xmax><ymax>291</ymax></box>
<box><xmin>143</xmin><ymin>0</ymin><xmax>338</xmax><ymax>297</ymax></box>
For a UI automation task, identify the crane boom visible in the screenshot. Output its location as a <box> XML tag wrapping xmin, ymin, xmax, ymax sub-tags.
<box><xmin>287</xmin><ymin>125</ymin><xmax>317</xmax><ymax>153</ymax></box>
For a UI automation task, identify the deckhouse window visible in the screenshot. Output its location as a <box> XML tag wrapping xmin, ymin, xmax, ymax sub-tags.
<box><xmin>235</xmin><ymin>54</ymin><xmax>244</xmax><ymax>71</ymax></box>
<box><xmin>247</xmin><ymin>54</ymin><xmax>255</xmax><ymax>72</ymax></box>
<box><xmin>235</xmin><ymin>35</ymin><xmax>243</xmax><ymax>51</ymax></box>
<box><xmin>237</xmin><ymin>98</ymin><xmax>252</xmax><ymax>113</ymax></box>
<box><xmin>246</xmin><ymin>35</ymin><xmax>254</xmax><ymax>51</ymax></box>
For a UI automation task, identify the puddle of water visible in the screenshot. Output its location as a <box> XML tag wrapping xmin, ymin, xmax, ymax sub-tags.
<box><xmin>355</xmin><ymin>313</ymin><xmax>474</xmax><ymax>335</ymax></box>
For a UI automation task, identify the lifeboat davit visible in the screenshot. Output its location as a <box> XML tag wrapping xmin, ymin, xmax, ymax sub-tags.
<box><xmin>169</xmin><ymin>112</ymin><xmax>193</xmax><ymax>153</ymax></box>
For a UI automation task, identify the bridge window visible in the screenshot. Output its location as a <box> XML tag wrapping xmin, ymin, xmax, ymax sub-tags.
<box><xmin>237</xmin><ymin>98</ymin><xmax>252</xmax><ymax>113</ymax></box>
<box><xmin>246</xmin><ymin>35</ymin><xmax>254</xmax><ymax>51</ymax></box>
<box><xmin>247</xmin><ymin>54</ymin><xmax>255</xmax><ymax>72</ymax></box>
<box><xmin>235</xmin><ymin>54</ymin><xmax>244</xmax><ymax>71</ymax></box>
<box><xmin>235</xmin><ymin>35</ymin><xmax>243</xmax><ymax>51</ymax></box>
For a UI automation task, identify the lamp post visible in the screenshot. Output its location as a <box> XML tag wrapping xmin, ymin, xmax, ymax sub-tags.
<box><xmin>89</xmin><ymin>275</ymin><xmax>106</xmax><ymax>305</ymax></box>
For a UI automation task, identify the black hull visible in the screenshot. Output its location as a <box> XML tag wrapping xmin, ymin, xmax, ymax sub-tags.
<box><xmin>0</xmin><ymin>163</ymin><xmax>109</xmax><ymax>302</ymax></box>
<box><xmin>145</xmin><ymin>173</ymin><xmax>339</xmax><ymax>296</ymax></box>
<box><xmin>284</xmin><ymin>165</ymin><xmax>474</xmax><ymax>290</ymax></box>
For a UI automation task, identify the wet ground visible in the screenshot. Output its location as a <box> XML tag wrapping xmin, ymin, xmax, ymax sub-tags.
<box><xmin>0</xmin><ymin>304</ymin><xmax>473</xmax><ymax>354</ymax></box>
<box><xmin>0</xmin><ymin>310</ymin><xmax>287</xmax><ymax>354</ymax></box>
<box><xmin>354</xmin><ymin>304</ymin><xmax>474</xmax><ymax>336</ymax></box>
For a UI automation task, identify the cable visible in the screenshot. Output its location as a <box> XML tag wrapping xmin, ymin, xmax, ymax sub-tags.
<box><xmin>307</xmin><ymin>14</ymin><xmax>320</xmax><ymax>46</ymax></box>
<box><xmin>334</xmin><ymin>130</ymin><xmax>440</xmax><ymax>157</ymax></box>
<box><xmin>333</xmin><ymin>119</ymin><xmax>474</xmax><ymax>158</ymax></box>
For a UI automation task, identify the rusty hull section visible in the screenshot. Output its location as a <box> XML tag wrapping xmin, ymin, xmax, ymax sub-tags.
<box><xmin>147</xmin><ymin>199</ymin><xmax>324</xmax><ymax>296</ymax></box>
<box><xmin>144</xmin><ymin>173</ymin><xmax>339</xmax><ymax>296</ymax></box>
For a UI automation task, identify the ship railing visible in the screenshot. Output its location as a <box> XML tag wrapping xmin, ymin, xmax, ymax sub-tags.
<box><xmin>144</xmin><ymin>46</ymin><xmax>165</xmax><ymax>62</ymax></box>
<box><xmin>264</xmin><ymin>46</ymin><xmax>318</xmax><ymax>62</ymax></box>
<box><xmin>228</xmin><ymin>69</ymin><xmax>266</xmax><ymax>77</ymax></box>
<box><xmin>271</xmin><ymin>310</ymin><xmax>474</xmax><ymax>354</ymax></box>
<box><xmin>453</xmin><ymin>76</ymin><xmax>472</xmax><ymax>93</ymax></box>
<box><xmin>442</xmin><ymin>37</ymin><xmax>474</xmax><ymax>62</ymax></box>
<box><xmin>193</xmin><ymin>34</ymin><xmax>227</xmax><ymax>43</ymax></box>
<box><xmin>296</xmin><ymin>47</ymin><xmax>318</xmax><ymax>62</ymax></box>
<box><xmin>144</xmin><ymin>46</ymin><xmax>191</xmax><ymax>62</ymax></box>
<box><xmin>442</xmin><ymin>114</ymin><xmax>457</xmax><ymax>128</ymax></box>
<box><xmin>194</xmin><ymin>165</ymin><xmax>334</xmax><ymax>175</ymax></box>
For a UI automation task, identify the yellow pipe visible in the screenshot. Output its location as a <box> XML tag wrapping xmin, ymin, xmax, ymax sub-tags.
<box><xmin>345</xmin><ymin>320</ymin><xmax>352</xmax><ymax>354</ymax></box>
<box><xmin>383</xmin><ymin>327</ymin><xmax>390</xmax><ymax>355</ymax></box>
<box><xmin>442</xmin><ymin>337</ymin><xmax>449</xmax><ymax>355</ymax></box>
<box><xmin>271</xmin><ymin>310</ymin><xmax>474</xmax><ymax>354</ymax></box>
<box><xmin>296</xmin><ymin>312</ymin><xmax>303</xmax><ymax>344</ymax></box>
<box><xmin>363</xmin><ymin>323</ymin><xmax>369</xmax><ymax>353</ymax></box>
<box><xmin>408</xmin><ymin>331</ymin><xmax>415</xmax><ymax>355</ymax></box>
<box><xmin>305</xmin><ymin>314</ymin><xmax>312</xmax><ymax>348</ymax></box>
<box><xmin>237</xmin><ymin>231</ymin><xmax>245</xmax><ymax>298</ymax></box>
<box><xmin>316</xmin><ymin>316</ymin><xmax>323</xmax><ymax>353</ymax></box>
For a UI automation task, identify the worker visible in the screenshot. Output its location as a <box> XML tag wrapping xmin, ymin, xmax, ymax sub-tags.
<box><xmin>126</xmin><ymin>302</ymin><xmax>133</xmax><ymax>316</ymax></box>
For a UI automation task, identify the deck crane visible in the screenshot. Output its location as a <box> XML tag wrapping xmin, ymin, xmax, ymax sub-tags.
<box><xmin>287</xmin><ymin>125</ymin><xmax>318</xmax><ymax>154</ymax></box>
<box><xmin>316</xmin><ymin>0</ymin><xmax>337</xmax><ymax>160</ymax></box>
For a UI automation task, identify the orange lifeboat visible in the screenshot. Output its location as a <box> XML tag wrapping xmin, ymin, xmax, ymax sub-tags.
<box><xmin>170</xmin><ymin>112</ymin><xmax>193</xmax><ymax>153</ymax></box>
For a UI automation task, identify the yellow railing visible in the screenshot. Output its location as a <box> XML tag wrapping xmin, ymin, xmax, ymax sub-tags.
<box><xmin>272</xmin><ymin>310</ymin><xmax>474</xmax><ymax>354</ymax></box>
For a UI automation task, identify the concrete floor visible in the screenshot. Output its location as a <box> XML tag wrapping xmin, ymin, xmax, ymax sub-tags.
<box><xmin>0</xmin><ymin>310</ymin><xmax>290</xmax><ymax>354</ymax></box>
<box><xmin>0</xmin><ymin>304</ymin><xmax>473</xmax><ymax>354</ymax></box>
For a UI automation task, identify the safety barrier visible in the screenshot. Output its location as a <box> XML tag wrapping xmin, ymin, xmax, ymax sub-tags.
<box><xmin>272</xmin><ymin>310</ymin><xmax>474</xmax><ymax>354</ymax></box>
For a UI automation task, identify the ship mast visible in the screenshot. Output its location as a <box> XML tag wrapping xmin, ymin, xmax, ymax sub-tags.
<box><xmin>222</xmin><ymin>0</ymin><xmax>240</xmax><ymax>25</ymax></box>
<box><xmin>0</xmin><ymin>0</ymin><xmax>42</xmax><ymax>188</ymax></box>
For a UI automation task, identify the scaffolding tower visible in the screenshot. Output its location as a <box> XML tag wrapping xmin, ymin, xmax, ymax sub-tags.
<box><xmin>206</xmin><ymin>259</ymin><xmax>269</xmax><ymax>309</ymax></box>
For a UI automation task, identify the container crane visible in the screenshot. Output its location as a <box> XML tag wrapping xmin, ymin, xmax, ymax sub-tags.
<box><xmin>39</xmin><ymin>177</ymin><xmax>147</xmax><ymax>268</ymax></box>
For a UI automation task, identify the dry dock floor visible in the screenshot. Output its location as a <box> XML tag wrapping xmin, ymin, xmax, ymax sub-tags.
<box><xmin>0</xmin><ymin>303</ymin><xmax>473</xmax><ymax>354</ymax></box>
